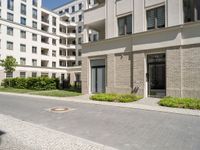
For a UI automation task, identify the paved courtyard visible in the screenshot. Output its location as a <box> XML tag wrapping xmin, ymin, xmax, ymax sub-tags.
<box><xmin>0</xmin><ymin>93</ymin><xmax>200</xmax><ymax>150</ymax></box>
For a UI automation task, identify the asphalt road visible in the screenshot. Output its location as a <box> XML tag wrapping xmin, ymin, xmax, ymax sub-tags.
<box><xmin>0</xmin><ymin>94</ymin><xmax>200</xmax><ymax>150</ymax></box>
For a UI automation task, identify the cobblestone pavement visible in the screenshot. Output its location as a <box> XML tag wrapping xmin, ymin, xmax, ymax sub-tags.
<box><xmin>0</xmin><ymin>114</ymin><xmax>116</xmax><ymax>150</ymax></box>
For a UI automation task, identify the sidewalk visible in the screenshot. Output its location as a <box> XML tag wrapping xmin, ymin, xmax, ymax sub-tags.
<box><xmin>0</xmin><ymin>92</ymin><xmax>200</xmax><ymax>117</ymax></box>
<box><xmin>0</xmin><ymin>114</ymin><xmax>117</xmax><ymax>150</ymax></box>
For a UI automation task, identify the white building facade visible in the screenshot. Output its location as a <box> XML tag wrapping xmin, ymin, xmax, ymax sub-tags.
<box><xmin>0</xmin><ymin>0</ymin><xmax>81</xmax><ymax>83</ymax></box>
<box><xmin>53</xmin><ymin>0</ymin><xmax>99</xmax><ymax>67</ymax></box>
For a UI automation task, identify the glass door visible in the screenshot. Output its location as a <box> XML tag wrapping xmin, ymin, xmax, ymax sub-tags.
<box><xmin>91</xmin><ymin>66</ymin><xmax>105</xmax><ymax>93</ymax></box>
<box><xmin>147</xmin><ymin>54</ymin><xmax>166</xmax><ymax>98</ymax></box>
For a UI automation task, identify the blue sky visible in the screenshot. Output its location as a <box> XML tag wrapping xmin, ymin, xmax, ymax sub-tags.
<box><xmin>42</xmin><ymin>0</ymin><xmax>72</xmax><ymax>10</ymax></box>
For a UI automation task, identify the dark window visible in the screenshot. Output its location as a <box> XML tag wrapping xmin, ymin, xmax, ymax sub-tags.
<box><xmin>72</xmin><ymin>6</ymin><xmax>75</xmax><ymax>12</ymax></box>
<box><xmin>21</xmin><ymin>3</ymin><xmax>26</xmax><ymax>15</ymax></box>
<box><xmin>79</xmin><ymin>3</ymin><xmax>82</xmax><ymax>10</ymax></box>
<box><xmin>147</xmin><ymin>6</ymin><xmax>165</xmax><ymax>30</ymax></box>
<box><xmin>65</xmin><ymin>8</ymin><xmax>69</xmax><ymax>13</ymax></box>
<box><xmin>118</xmin><ymin>15</ymin><xmax>132</xmax><ymax>36</ymax></box>
<box><xmin>183</xmin><ymin>0</ymin><xmax>200</xmax><ymax>22</ymax></box>
<box><xmin>7</xmin><ymin>0</ymin><xmax>14</xmax><ymax>10</ymax></box>
<box><xmin>20</xmin><ymin>17</ymin><xmax>26</xmax><ymax>25</ymax></box>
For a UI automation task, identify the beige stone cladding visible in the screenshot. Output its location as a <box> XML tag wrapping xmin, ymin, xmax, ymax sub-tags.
<box><xmin>132</xmin><ymin>52</ymin><xmax>145</xmax><ymax>96</ymax></box>
<box><xmin>166</xmin><ymin>47</ymin><xmax>182</xmax><ymax>97</ymax></box>
<box><xmin>106</xmin><ymin>53</ymin><xmax>132</xmax><ymax>94</ymax></box>
<box><xmin>81</xmin><ymin>57</ymin><xmax>90</xmax><ymax>94</ymax></box>
<box><xmin>181</xmin><ymin>45</ymin><xmax>200</xmax><ymax>98</ymax></box>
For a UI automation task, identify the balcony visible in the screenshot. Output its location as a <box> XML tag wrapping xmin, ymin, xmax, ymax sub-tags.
<box><xmin>41</xmin><ymin>36</ymin><xmax>49</xmax><ymax>44</ymax></box>
<box><xmin>84</xmin><ymin>3</ymin><xmax>105</xmax><ymax>29</ymax></box>
<box><xmin>41</xmin><ymin>48</ymin><xmax>49</xmax><ymax>56</ymax></box>
<box><xmin>41</xmin><ymin>12</ymin><xmax>49</xmax><ymax>24</ymax></box>
<box><xmin>41</xmin><ymin>60</ymin><xmax>49</xmax><ymax>67</ymax></box>
<box><xmin>67</xmin><ymin>44</ymin><xmax>76</xmax><ymax>49</ymax></box>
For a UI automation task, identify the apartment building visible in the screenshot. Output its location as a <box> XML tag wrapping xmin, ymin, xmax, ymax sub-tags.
<box><xmin>82</xmin><ymin>0</ymin><xmax>200</xmax><ymax>98</ymax></box>
<box><xmin>0</xmin><ymin>0</ymin><xmax>81</xmax><ymax>83</ymax></box>
<box><xmin>53</xmin><ymin>0</ymin><xmax>99</xmax><ymax>67</ymax></box>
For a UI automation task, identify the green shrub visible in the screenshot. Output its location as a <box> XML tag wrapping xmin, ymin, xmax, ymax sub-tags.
<box><xmin>159</xmin><ymin>97</ymin><xmax>200</xmax><ymax>110</ymax></box>
<box><xmin>90</xmin><ymin>93</ymin><xmax>142</xmax><ymax>103</ymax></box>
<box><xmin>2</xmin><ymin>77</ymin><xmax>59</xmax><ymax>91</ymax></box>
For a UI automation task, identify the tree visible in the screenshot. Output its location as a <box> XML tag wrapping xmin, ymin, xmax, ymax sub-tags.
<box><xmin>0</xmin><ymin>56</ymin><xmax>18</xmax><ymax>75</ymax></box>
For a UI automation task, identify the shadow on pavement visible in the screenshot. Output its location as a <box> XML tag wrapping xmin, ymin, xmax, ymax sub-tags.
<box><xmin>0</xmin><ymin>130</ymin><xmax>6</xmax><ymax>145</ymax></box>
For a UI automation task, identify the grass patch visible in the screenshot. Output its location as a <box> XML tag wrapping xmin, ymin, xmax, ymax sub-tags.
<box><xmin>0</xmin><ymin>87</ymin><xmax>81</xmax><ymax>97</ymax></box>
<box><xmin>159</xmin><ymin>97</ymin><xmax>200</xmax><ymax>110</ymax></box>
<box><xmin>90</xmin><ymin>93</ymin><xmax>142</xmax><ymax>103</ymax></box>
<box><xmin>29</xmin><ymin>90</ymin><xmax>81</xmax><ymax>97</ymax></box>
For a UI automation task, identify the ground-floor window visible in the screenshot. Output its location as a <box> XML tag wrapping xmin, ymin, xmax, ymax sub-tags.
<box><xmin>20</xmin><ymin>72</ymin><xmax>26</xmax><ymax>78</ymax></box>
<box><xmin>6</xmin><ymin>72</ymin><xmax>13</xmax><ymax>78</ymax></box>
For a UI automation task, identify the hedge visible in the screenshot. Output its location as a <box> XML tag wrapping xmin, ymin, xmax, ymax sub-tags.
<box><xmin>90</xmin><ymin>93</ymin><xmax>143</xmax><ymax>103</ymax></box>
<box><xmin>3</xmin><ymin>77</ymin><xmax>59</xmax><ymax>90</ymax></box>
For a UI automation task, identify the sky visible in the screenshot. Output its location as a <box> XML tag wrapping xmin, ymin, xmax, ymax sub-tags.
<box><xmin>42</xmin><ymin>0</ymin><xmax>72</xmax><ymax>10</ymax></box>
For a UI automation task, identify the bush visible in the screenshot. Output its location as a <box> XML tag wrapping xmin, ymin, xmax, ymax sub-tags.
<box><xmin>3</xmin><ymin>77</ymin><xmax>59</xmax><ymax>91</ymax></box>
<box><xmin>90</xmin><ymin>93</ymin><xmax>142</xmax><ymax>103</ymax></box>
<box><xmin>159</xmin><ymin>97</ymin><xmax>200</xmax><ymax>110</ymax></box>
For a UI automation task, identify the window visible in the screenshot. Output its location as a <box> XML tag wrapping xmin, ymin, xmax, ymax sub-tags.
<box><xmin>20</xmin><ymin>72</ymin><xmax>26</xmax><ymax>78</ymax></box>
<box><xmin>32</xmin><ymin>33</ymin><xmax>37</xmax><ymax>41</ymax></box>
<box><xmin>20</xmin><ymin>58</ymin><xmax>26</xmax><ymax>65</ymax></box>
<box><xmin>32</xmin><ymin>21</ymin><xmax>37</xmax><ymax>28</ymax></box>
<box><xmin>183</xmin><ymin>0</ymin><xmax>200</xmax><ymax>22</ymax></box>
<box><xmin>21</xmin><ymin>3</ymin><xmax>26</xmax><ymax>15</ymax></box>
<box><xmin>52</xmin><ymin>62</ymin><xmax>56</xmax><ymax>68</ymax></box>
<box><xmin>32</xmin><ymin>72</ymin><xmax>37</xmax><ymax>77</ymax></box>
<box><xmin>52</xmin><ymin>50</ymin><xmax>56</xmax><ymax>57</ymax></box>
<box><xmin>32</xmin><ymin>8</ymin><xmax>37</xmax><ymax>19</ymax></box>
<box><xmin>71</xmin><ymin>17</ymin><xmax>75</xmax><ymax>22</ymax></box>
<box><xmin>20</xmin><ymin>17</ymin><xmax>26</xmax><ymax>25</ymax></box>
<box><xmin>65</xmin><ymin>8</ymin><xmax>69</xmax><ymax>13</ymax></box>
<box><xmin>41</xmin><ymin>72</ymin><xmax>48</xmax><ymax>77</ymax></box>
<box><xmin>118</xmin><ymin>15</ymin><xmax>132</xmax><ymax>36</ymax></box>
<box><xmin>52</xmin><ymin>39</ymin><xmax>56</xmax><ymax>45</ymax></box>
<box><xmin>52</xmin><ymin>73</ymin><xmax>56</xmax><ymax>78</ymax></box>
<box><xmin>7</xmin><ymin>41</ymin><xmax>13</xmax><ymax>50</ymax></box>
<box><xmin>59</xmin><ymin>10</ymin><xmax>63</xmax><ymax>14</ymax></box>
<box><xmin>7</xmin><ymin>13</ymin><xmax>13</xmax><ymax>21</ymax></box>
<box><xmin>20</xmin><ymin>30</ymin><xmax>26</xmax><ymax>38</ymax></box>
<box><xmin>93</xmin><ymin>34</ymin><xmax>97</xmax><ymax>41</ymax></box>
<box><xmin>20</xmin><ymin>44</ymin><xmax>26</xmax><ymax>52</ymax></box>
<box><xmin>147</xmin><ymin>6</ymin><xmax>165</xmax><ymax>30</ymax></box>
<box><xmin>52</xmin><ymin>28</ymin><xmax>56</xmax><ymax>34</ymax></box>
<box><xmin>78</xmin><ymin>37</ymin><xmax>82</xmax><ymax>44</ymax></box>
<box><xmin>7</xmin><ymin>27</ymin><xmax>13</xmax><ymax>35</ymax></box>
<box><xmin>52</xmin><ymin>17</ymin><xmax>56</xmax><ymax>26</ymax></box>
<box><xmin>32</xmin><ymin>0</ymin><xmax>37</xmax><ymax>7</ymax></box>
<box><xmin>7</xmin><ymin>0</ymin><xmax>14</xmax><ymax>10</ymax></box>
<box><xmin>78</xmin><ymin>15</ymin><xmax>82</xmax><ymax>22</ymax></box>
<box><xmin>72</xmin><ymin>6</ymin><xmax>75</xmax><ymax>13</ymax></box>
<box><xmin>79</xmin><ymin>3</ymin><xmax>82</xmax><ymax>10</ymax></box>
<box><xmin>32</xmin><ymin>59</ymin><xmax>37</xmax><ymax>66</ymax></box>
<box><xmin>78</xmin><ymin>26</ymin><xmax>82</xmax><ymax>33</ymax></box>
<box><xmin>6</xmin><ymin>72</ymin><xmax>13</xmax><ymax>78</ymax></box>
<box><xmin>32</xmin><ymin>46</ymin><xmax>37</xmax><ymax>53</ymax></box>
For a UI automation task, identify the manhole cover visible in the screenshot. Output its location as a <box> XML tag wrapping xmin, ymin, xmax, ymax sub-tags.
<box><xmin>48</xmin><ymin>107</ymin><xmax>70</xmax><ymax>113</ymax></box>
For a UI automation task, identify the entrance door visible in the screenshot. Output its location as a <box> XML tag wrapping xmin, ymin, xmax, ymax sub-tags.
<box><xmin>91</xmin><ymin>66</ymin><xmax>105</xmax><ymax>93</ymax></box>
<box><xmin>147</xmin><ymin>54</ymin><xmax>166</xmax><ymax>97</ymax></box>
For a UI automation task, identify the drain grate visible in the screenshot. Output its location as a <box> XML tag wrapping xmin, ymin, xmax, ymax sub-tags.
<box><xmin>48</xmin><ymin>107</ymin><xmax>71</xmax><ymax>113</ymax></box>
